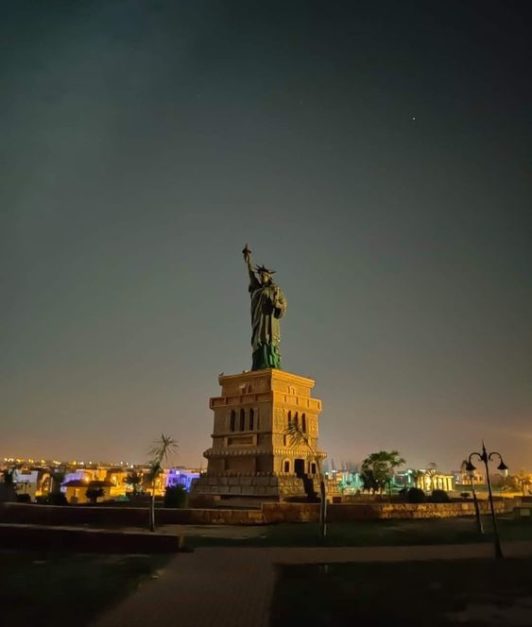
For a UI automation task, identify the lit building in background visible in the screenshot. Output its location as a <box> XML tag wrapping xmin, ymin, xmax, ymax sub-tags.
<box><xmin>12</xmin><ymin>468</ymin><xmax>52</xmax><ymax>501</ymax></box>
<box><xmin>166</xmin><ymin>468</ymin><xmax>200</xmax><ymax>492</ymax></box>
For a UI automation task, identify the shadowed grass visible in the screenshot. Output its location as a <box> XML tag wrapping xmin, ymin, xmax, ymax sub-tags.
<box><xmin>0</xmin><ymin>551</ymin><xmax>171</xmax><ymax>627</ymax></box>
<box><xmin>184</xmin><ymin>516</ymin><xmax>532</xmax><ymax>548</ymax></box>
<box><xmin>271</xmin><ymin>558</ymin><xmax>532</xmax><ymax>627</ymax></box>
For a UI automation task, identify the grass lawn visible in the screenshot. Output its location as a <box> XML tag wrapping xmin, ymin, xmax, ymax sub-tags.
<box><xmin>271</xmin><ymin>558</ymin><xmax>532</xmax><ymax>626</ymax></box>
<box><xmin>0</xmin><ymin>551</ymin><xmax>171</xmax><ymax>627</ymax></box>
<box><xmin>184</xmin><ymin>515</ymin><xmax>532</xmax><ymax>548</ymax></box>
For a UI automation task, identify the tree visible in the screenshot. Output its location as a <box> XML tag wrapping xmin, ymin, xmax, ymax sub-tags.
<box><xmin>85</xmin><ymin>486</ymin><xmax>104</xmax><ymax>504</ymax></box>
<box><xmin>408</xmin><ymin>469</ymin><xmax>424</xmax><ymax>489</ymax></box>
<box><xmin>460</xmin><ymin>459</ymin><xmax>483</xmax><ymax>534</ymax></box>
<box><xmin>50</xmin><ymin>471</ymin><xmax>65</xmax><ymax>495</ymax></box>
<box><xmin>359</xmin><ymin>468</ymin><xmax>379</xmax><ymax>493</ymax></box>
<box><xmin>125</xmin><ymin>470</ymin><xmax>143</xmax><ymax>495</ymax></box>
<box><xmin>360</xmin><ymin>451</ymin><xmax>406</xmax><ymax>494</ymax></box>
<box><xmin>425</xmin><ymin>462</ymin><xmax>438</xmax><ymax>491</ymax></box>
<box><xmin>490</xmin><ymin>473</ymin><xmax>520</xmax><ymax>492</ymax></box>
<box><xmin>0</xmin><ymin>468</ymin><xmax>17</xmax><ymax>503</ymax></box>
<box><xmin>515</xmin><ymin>471</ymin><xmax>532</xmax><ymax>495</ymax></box>
<box><xmin>285</xmin><ymin>421</ymin><xmax>327</xmax><ymax>538</ymax></box>
<box><xmin>147</xmin><ymin>434</ymin><xmax>178</xmax><ymax>532</ymax></box>
<box><xmin>2</xmin><ymin>468</ymin><xmax>15</xmax><ymax>486</ymax></box>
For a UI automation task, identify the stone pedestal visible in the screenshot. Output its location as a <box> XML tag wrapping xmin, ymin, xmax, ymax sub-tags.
<box><xmin>190</xmin><ymin>368</ymin><xmax>326</xmax><ymax>503</ymax></box>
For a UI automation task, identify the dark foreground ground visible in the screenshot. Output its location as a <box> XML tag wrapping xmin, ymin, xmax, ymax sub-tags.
<box><xmin>0</xmin><ymin>551</ymin><xmax>170</xmax><ymax>627</ymax></box>
<box><xmin>2</xmin><ymin>517</ymin><xmax>531</xmax><ymax>626</ymax></box>
<box><xmin>271</xmin><ymin>557</ymin><xmax>532</xmax><ymax>627</ymax></box>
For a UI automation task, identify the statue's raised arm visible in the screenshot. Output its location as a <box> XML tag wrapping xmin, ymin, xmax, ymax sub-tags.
<box><xmin>242</xmin><ymin>244</ymin><xmax>259</xmax><ymax>289</ymax></box>
<box><xmin>241</xmin><ymin>244</ymin><xmax>287</xmax><ymax>371</ymax></box>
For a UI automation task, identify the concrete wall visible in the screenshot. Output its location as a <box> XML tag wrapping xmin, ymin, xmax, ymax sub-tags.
<box><xmin>0</xmin><ymin>523</ymin><xmax>180</xmax><ymax>552</ymax></box>
<box><xmin>0</xmin><ymin>499</ymin><xmax>517</xmax><ymax>527</ymax></box>
<box><xmin>262</xmin><ymin>500</ymin><xmax>515</xmax><ymax>523</ymax></box>
<box><xmin>0</xmin><ymin>503</ymin><xmax>264</xmax><ymax>526</ymax></box>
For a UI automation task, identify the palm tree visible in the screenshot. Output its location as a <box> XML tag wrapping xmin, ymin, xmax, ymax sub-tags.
<box><xmin>147</xmin><ymin>434</ymin><xmax>178</xmax><ymax>532</ymax></box>
<box><xmin>285</xmin><ymin>421</ymin><xmax>327</xmax><ymax>538</ymax></box>
<box><xmin>460</xmin><ymin>459</ymin><xmax>483</xmax><ymax>534</ymax></box>
<box><xmin>408</xmin><ymin>469</ymin><xmax>424</xmax><ymax>489</ymax></box>
<box><xmin>426</xmin><ymin>462</ymin><xmax>438</xmax><ymax>491</ymax></box>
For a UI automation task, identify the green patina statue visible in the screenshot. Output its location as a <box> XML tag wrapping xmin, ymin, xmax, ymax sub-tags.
<box><xmin>242</xmin><ymin>244</ymin><xmax>287</xmax><ymax>370</ymax></box>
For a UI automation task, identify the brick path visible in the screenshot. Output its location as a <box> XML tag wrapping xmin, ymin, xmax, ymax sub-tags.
<box><xmin>92</xmin><ymin>541</ymin><xmax>532</xmax><ymax>627</ymax></box>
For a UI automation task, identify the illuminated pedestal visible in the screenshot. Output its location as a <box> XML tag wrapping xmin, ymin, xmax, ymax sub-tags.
<box><xmin>190</xmin><ymin>369</ymin><xmax>326</xmax><ymax>503</ymax></box>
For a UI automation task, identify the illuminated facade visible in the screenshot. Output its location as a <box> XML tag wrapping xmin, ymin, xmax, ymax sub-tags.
<box><xmin>191</xmin><ymin>368</ymin><xmax>327</xmax><ymax>502</ymax></box>
<box><xmin>12</xmin><ymin>469</ymin><xmax>52</xmax><ymax>501</ymax></box>
<box><xmin>167</xmin><ymin>468</ymin><xmax>200</xmax><ymax>491</ymax></box>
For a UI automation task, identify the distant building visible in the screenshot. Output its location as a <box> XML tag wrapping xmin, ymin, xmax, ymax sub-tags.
<box><xmin>61</xmin><ymin>466</ymin><xmax>129</xmax><ymax>502</ymax></box>
<box><xmin>331</xmin><ymin>470</ymin><xmax>364</xmax><ymax>493</ymax></box>
<box><xmin>12</xmin><ymin>468</ymin><xmax>52</xmax><ymax>501</ymax></box>
<box><xmin>166</xmin><ymin>468</ymin><xmax>200</xmax><ymax>492</ymax></box>
<box><xmin>62</xmin><ymin>479</ymin><xmax>89</xmax><ymax>504</ymax></box>
<box><xmin>62</xmin><ymin>479</ymin><xmax>114</xmax><ymax>504</ymax></box>
<box><xmin>416</xmin><ymin>471</ymin><xmax>454</xmax><ymax>492</ymax></box>
<box><xmin>3</xmin><ymin>458</ymin><xmax>204</xmax><ymax>502</ymax></box>
<box><xmin>140</xmin><ymin>468</ymin><xmax>168</xmax><ymax>496</ymax></box>
<box><xmin>452</xmin><ymin>468</ymin><xmax>484</xmax><ymax>486</ymax></box>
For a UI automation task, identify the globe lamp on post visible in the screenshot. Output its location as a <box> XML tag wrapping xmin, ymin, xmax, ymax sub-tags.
<box><xmin>466</xmin><ymin>442</ymin><xmax>508</xmax><ymax>559</ymax></box>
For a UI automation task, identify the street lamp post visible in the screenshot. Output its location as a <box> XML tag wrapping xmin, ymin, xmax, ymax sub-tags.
<box><xmin>465</xmin><ymin>442</ymin><xmax>508</xmax><ymax>559</ymax></box>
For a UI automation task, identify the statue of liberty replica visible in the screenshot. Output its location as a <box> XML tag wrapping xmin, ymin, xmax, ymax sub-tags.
<box><xmin>242</xmin><ymin>244</ymin><xmax>287</xmax><ymax>370</ymax></box>
<box><xmin>190</xmin><ymin>243</ymin><xmax>326</xmax><ymax>505</ymax></box>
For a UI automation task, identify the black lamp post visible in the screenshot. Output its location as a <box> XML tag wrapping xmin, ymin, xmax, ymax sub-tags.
<box><xmin>466</xmin><ymin>442</ymin><xmax>508</xmax><ymax>559</ymax></box>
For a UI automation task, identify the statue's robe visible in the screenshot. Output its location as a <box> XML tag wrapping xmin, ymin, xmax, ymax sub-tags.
<box><xmin>248</xmin><ymin>275</ymin><xmax>287</xmax><ymax>370</ymax></box>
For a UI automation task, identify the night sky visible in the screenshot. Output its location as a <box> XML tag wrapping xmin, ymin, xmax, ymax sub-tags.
<box><xmin>2</xmin><ymin>1</ymin><xmax>531</xmax><ymax>471</ymax></box>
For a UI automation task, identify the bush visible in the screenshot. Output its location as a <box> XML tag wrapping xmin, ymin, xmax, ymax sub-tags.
<box><xmin>397</xmin><ymin>488</ymin><xmax>410</xmax><ymax>502</ymax></box>
<box><xmin>47</xmin><ymin>493</ymin><xmax>68</xmax><ymax>506</ymax></box>
<box><xmin>406</xmin><ymin>488</ymin><xmax>426</xmax><ymax>503</ymax></box>
<box><xmin>430</xmin><ymin>489</ymin><xmax>450</xmax><ymax>503</ymax></box>
<box><xmin>16</xmin><ymin>493</ymin><xmax>32</xmax><ymax>503</ymax></box>
<box><xmin>164</xmin><ymin>486</ymin><xmax>187</xmax><ymax>508</ymax></box>
<box><xmin>460</xmin><ymin>492</ymin><xmax>470</xmax><ymax>499</ymax></box>
<box><xmin>86</xmin><ymin>487</ymin><xmax>104</xmax><ymax>504</ymax></box>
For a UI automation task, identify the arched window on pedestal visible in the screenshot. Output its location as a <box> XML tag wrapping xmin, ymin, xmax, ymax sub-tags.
<box><xmin>230</xmin><ymin>410</ymin><xmax>236</xmax><ymax>432</ymax></box>
<box><xmin>240</xmin><ymin>408</ymin><xmax>245</xmax><ymax>431</ymax></box>
<box><xmin>249</xmin><ymin>408</ymin><xmax>254</xmax><ymax>431</ymax></box>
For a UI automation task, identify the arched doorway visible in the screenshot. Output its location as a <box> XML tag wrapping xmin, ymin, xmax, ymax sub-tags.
<box><xmin>294</xmin><ymin>458</ymin><xmax>305</xmax><ymax>477</ymax></box>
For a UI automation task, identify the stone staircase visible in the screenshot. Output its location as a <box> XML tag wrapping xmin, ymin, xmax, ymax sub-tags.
<box><xmin>299</xmin><ymin>473</ymin><xmax>319</xmax><ymax>502</ymax></box>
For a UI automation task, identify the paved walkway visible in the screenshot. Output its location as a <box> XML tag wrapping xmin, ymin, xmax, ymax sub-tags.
<box><xmin>93</xmin><ymin>541</ymin><xmax>532</xmax><ymax>627</ymax></box>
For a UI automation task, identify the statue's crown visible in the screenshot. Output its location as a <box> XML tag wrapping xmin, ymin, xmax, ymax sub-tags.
<box><xmin>256</xmin><ymin>264</ymin><xmax>276</xmax><ymax>274</ymax></box>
